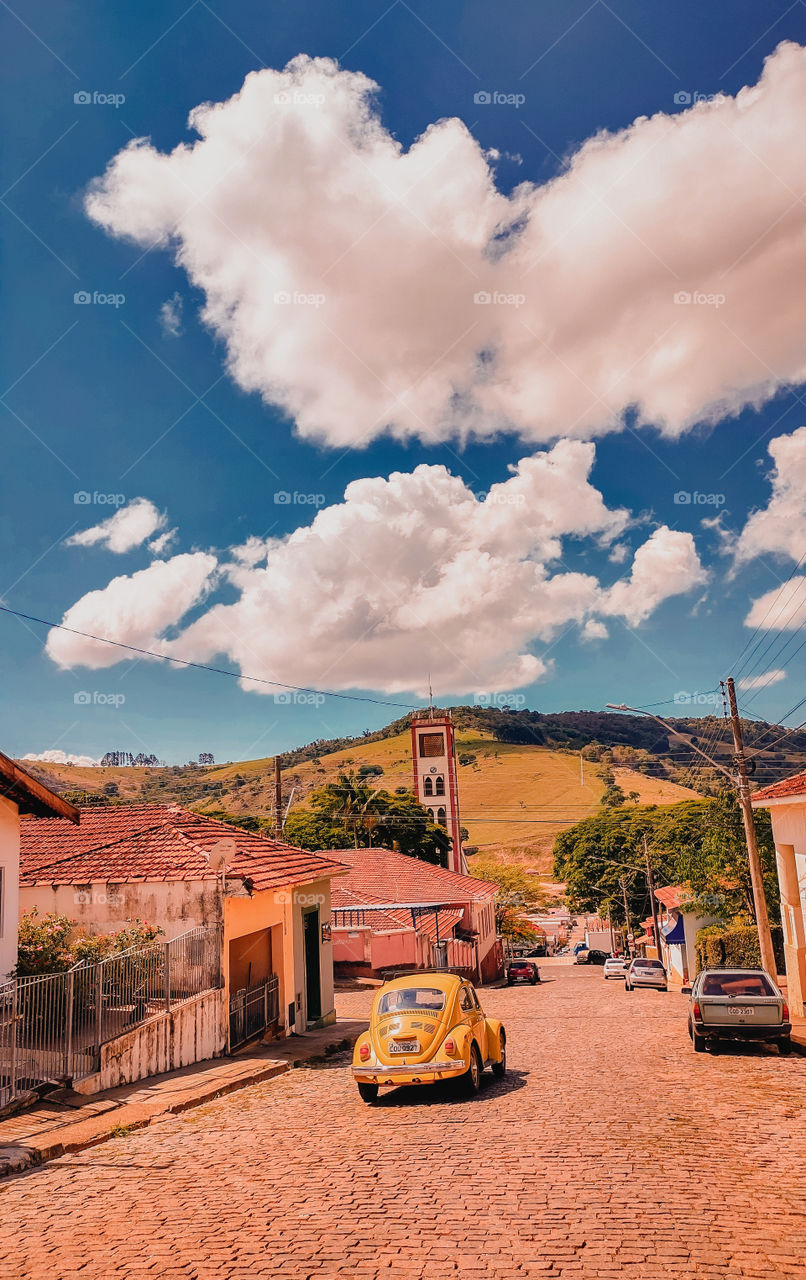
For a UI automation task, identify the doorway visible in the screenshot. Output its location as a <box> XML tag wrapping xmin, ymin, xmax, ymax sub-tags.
<box><xmin>303</xmin><ymin>908</ymin><xmax>322</xmax><ymax>1023</ymax></box>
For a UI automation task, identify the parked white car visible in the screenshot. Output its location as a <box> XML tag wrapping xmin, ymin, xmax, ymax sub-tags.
<box><xmin>603</xmin><ymin>957</ymin><xmax>627</xmax><ymax>980</ymax></box>
<box><xmin>624</xmin><ymin>958</ymin><xmax>667</xmax><ymax>991</ymax></box>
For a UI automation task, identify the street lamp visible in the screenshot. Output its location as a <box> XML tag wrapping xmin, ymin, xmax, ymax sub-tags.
<box><xmin>606</xmin><ymin>696</ymin><xmax>776</xmax><ymax>977</ymax></box>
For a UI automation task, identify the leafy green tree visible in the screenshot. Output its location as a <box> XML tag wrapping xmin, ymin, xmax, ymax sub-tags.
<box><xmin>552</xmin><ymin>791</ymin><xmax>778</xmax><ymax>925</ymax></box>
<box><xmin>285</xmin><ymin>772</ymin><xmax>451</xmax><ymax>864</ymax></box>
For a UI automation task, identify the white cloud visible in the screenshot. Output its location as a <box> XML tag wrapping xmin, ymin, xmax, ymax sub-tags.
<box><xmin>148</xmin><ymin>528</ymin><xmax>178</xmax><ymax>556</ymax></box>
<box><xmin>744</xmin><ymin>577</ymin><xmax>806</xmax><ymax>632</ymax></box>
<box><xmin>67</xmin><ymin>498</ymin><xmax>168</xmax><ymax>554</ymax></box>
<box><xmin>46</xmin><ymin>553</ymin><xmax>218</xmax><ymax>670</ymax></box>
<box><xmin>86</xmin><ymin>44</ymin><xmax>806</xmax><ymax>449</ymax></box>
<box><xmin>23</xmin><ymin>750</ymin><xmax>101</xmax><ymax>767</ymax></box>
<box><xmin>159</xmin><ymin>291</ymin><xmax>183</xmax><ymax>337</ymax></box>
<box><xmin>46</xmin><ymin>444</ymin><xmax>705</xmax><ymax>694</ymax></box>
<box><xmin>602</xmin><ymin>526</ymin><xmax>708</xmax><ymax>626</ymax></box>
<box><xmin>738</xmin><ymin>669</ymin><xmax>786</xmax><ymax>691</ymax></box>
<box><xmin>733</xmin><ymin>426</ymin><xmax>806</xmax><ymax>565</ymax></box>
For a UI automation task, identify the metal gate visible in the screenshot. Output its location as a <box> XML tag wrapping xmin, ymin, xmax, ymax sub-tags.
<box><xmin>229</xmin><ymin>975</ymin><xmax>279</xmax><ymax>1050</ymax></box>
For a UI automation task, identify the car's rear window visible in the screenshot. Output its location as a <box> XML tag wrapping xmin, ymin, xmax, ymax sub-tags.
<box><xmin>702</xmin><ymin>973</ymin><xmax>775</xmax><ymax>997</ymax></box>
<box><xmin>378</xmin><ymin>987</ymin><xmax>446</xmax><ymax>1014</ymax></box>
<box><xmin>634</xmin><ymin>959</ymin><xmax>664</xmax><ymax>968</ymax></box>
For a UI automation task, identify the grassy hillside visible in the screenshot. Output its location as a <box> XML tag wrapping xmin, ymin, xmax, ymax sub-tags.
<box><xmin>21</xmin><ymin>725</ymin><xmax>700</xmax><ymax>873</ymax></box>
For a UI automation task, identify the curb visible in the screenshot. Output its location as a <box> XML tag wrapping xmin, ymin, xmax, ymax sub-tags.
<box><xmin>0</xmin><ymin>1035</ymin><xmax>359</xmax><ymax>1182</ymax></box>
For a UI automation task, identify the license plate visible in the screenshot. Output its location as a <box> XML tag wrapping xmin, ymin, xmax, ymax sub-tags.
<box><xmin>389</xmin><ymin>1040</ymin><xmax>419</xmax><ymax>1054</ymax></box>
<box><xmin>727</xmin><ymin>1007</ymin><xmax>754</xmax><ymax>1016</ymax></box>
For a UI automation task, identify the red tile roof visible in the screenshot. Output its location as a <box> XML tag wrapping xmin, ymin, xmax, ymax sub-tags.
<box><xmin>653</xmin><ymin>884</ymin><xmax>692</xmax><ymax>911</ymax></box>
<box><xmin>751</xmin><ymin>770</ymin><xmax>806</xmax><ymax>803</ymax></box>
<box><xmin>330</xmin><ymin>883</ymin><xmax>463</xmax><ymax>939</ymax></box>
<box><xmin>322</xmin><ymin>846</ymin><xmax>496</xmax><ymax>907</ymax></box>
<box><xmin>20</xmin><ymin>804</ymin><xmax>347</xmax><ymax>893</ymax></box>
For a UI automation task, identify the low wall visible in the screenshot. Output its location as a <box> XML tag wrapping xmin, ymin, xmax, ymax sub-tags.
<box><xmin>74</xmin><ymin>988</ymin><xmax>228</xmax><ymax>1094</ymax></box>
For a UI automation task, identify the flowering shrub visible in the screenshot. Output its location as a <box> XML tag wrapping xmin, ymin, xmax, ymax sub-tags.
<box><xmin>16</xmin><ymin>909</ymin><xmax>76</xmax><ymax>975</ymax></box>
<box><xmin>15</xmin><ymin>911</ymin><xmax>163</xmax><ymax>976</ymax></box>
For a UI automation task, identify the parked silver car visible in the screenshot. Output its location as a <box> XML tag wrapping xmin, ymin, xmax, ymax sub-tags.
<box><xmin>688</xmin><ymin>967</ymin><xmax>791</xmax><ymax>1054</ymax></box>
<box><xmin>603</xmin><ymin>957</ymin><xmax>627</xmax><ymax>980</ymax></box>
<box><xmin>624</xmin><ymin>957</ymin><xmax>667</xmax><ymax>991</ymax></box>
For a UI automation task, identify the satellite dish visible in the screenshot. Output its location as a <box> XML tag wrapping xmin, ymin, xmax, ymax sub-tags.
<box><xmin>207</xmin><ymin>838</ymin><xmax>236</xmax><ymax>873</ymax></box>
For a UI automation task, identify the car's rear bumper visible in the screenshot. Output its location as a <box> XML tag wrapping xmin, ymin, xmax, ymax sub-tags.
<box><xmin>631</xmin><ymin>979</ymin><xmax>667</xmax><ymax>988</ymax></box>
<box><xmin>693</xmin><ymin>1020</ymin><xmax>791</xmax><ymax>1041</ymax></box>
<box><xmin>352</xmin><ymin>1061</ymin><xmax>465</xmax><ymax>1085</ymax></box>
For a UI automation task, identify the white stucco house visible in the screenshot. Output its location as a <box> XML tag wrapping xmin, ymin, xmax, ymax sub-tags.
<box><xmin>19</xmin><ymin>803</ymin><xmax>348</xmax><ymax>1044</ymax></box>
<box><xmin>751</xmin><ymin>771</ymin><xmax>806</xmax><ymax>1017</ymax></box>
<box><xmin>0</xmin><ymin>750</ymin><xmax>79</xmax><ymax>980</ymax></box>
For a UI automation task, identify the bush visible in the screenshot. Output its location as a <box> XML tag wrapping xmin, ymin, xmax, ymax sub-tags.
<box><xmin>696</xmin><ymin>922</ymin><xmax>784</xmax><ymax>973</ymax></box>
<box><xmin>16</xmin><ymin>911</ymin><xmax>163</xmax><ymax>976</ymax></box>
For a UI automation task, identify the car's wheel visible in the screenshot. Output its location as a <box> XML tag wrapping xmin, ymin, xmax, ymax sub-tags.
<box><xmin>492</xmin><ymin>1032</ymin><xmax>507</xmax><ymax>1077</ymax></box>
<box><xmin>530</xmin><ymin>977</ymin><xmax>537</xmax><ymax>985</ymax></box>
<box><xmin>693</xmin><ymin>1032</ymin><xmax>706</xmax><ymax>1053</ymax></box>
<box><xmin>357</xmin><ymin>1082</ymin><xmax>379</xmax><ymax>1104</ymax></box>
<box><xmin>460</xmin><ymin>1044</ymin><xmax>483</xmax><ymax>1096</ymax></box>
<box><xmin>688</xmin><ymin>1018</ymin><xmax>694</xmax><ymax>1041</ymax></box>
<box><xmin>778</xmin><ymin>1037</ymin><xmax>793</xmax><ymax>1056</ymax></box>
<box><xmin>507</xmin><ymin>978</ymin><xmax>514</xmax><ymax>986</ymax></box>
<box><xmin>624</xmin><ymin>982</ymin><xmax>632</xmax><ymax>991</ymax></box>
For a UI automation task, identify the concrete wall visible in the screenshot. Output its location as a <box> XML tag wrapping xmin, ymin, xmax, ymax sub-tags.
<box><xmin>0</xmin><ymin>797</ymin><xmax>20</xmax><ymax>981</ymax></box>
<box><xmin>20</xmin><ymin>878</ymin><xmax>222</xmax><ymax>940</ymax></box>
<box><xmin>760</xmin><ymin>802</ymin><xmax>806</xmax><ymax>1015</ymax></box>
<box><xmin>74</xmin><ymin>988</ymin><xmax>228</xmax><ymax>1094</ymax></box>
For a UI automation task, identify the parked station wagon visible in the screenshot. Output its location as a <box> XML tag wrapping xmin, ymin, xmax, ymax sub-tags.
<box><xmin>352</xmin><ymin>971</ymin><xmax>506</xmax><ymax>1103</ymax></box>
<box><xmin>688</xmin><ymin>967</ymin><xmax>792</xmax><ymax>1054</ymax></box>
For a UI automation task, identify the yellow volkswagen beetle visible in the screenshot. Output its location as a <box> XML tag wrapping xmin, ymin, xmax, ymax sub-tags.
<box><xmin>352</xmin><ymin>970</ymin><xmax>506</xmax><ymax>1103</ymax></box>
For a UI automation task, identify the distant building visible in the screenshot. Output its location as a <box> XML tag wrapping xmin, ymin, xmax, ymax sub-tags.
<box><xmin>410</xmin><ymin>711</ymin><xmax>465</xmax><ymax>874</ymax></box>
<box><xmin>329</xmin><ymin>845</ymin><xmax>501</xmax><ymax>982</ymax></box>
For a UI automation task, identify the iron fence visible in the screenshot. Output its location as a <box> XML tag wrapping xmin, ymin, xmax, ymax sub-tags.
<box><xmin>0</xmin><ymin>924</ymin><xmax>223</xmax><ymax>1111</ymax></box>
<box><xmin>229</xmin><ymin>975</ymin><xmax>280</xmax><ymax>1050</ymax></box>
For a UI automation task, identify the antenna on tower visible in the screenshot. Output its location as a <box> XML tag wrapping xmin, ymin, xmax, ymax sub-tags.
<box><xmin>428</xmin><ymin>674</ymin><xmax>434</xmax><ymax>719</ymax></box>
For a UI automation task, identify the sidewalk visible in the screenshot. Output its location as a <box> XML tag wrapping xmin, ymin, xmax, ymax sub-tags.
<box><xmin>0</xmin><ymin>1017</ymin><xmax>366</xmax><ymax>1181</ymax></box>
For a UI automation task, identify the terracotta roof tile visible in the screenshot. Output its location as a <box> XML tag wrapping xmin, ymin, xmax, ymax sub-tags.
<box><xmin>20</xmin><ymin>803</ymin><xmax>347</xmax><ymax>893</ymax></box>
<box><xmin>330</xmin><ymin>882</ymin><xmax>463</xmax><ymax>939</ymax></box>
<box><xmin>320</xmin><ymin>846</ymin><xmax>496</xmax><ymax>906</ymax></box>
<box><xmin>751</xmin><ymin>770</ymin><xmax>806</xmax><ymax>803</ymax></box>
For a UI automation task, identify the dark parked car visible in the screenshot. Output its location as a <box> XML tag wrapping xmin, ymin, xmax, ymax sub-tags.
<box><xmin>506</xmin><ymin>959</ymin><xmax>541</xmax><ymax>985</ymax></box>
<box><xmin>575</xmin><ymin>949</ymin><xmax>609</xmax><ymax>966</ymax></box>
<box><xmin>688</xmin><ymin>968</ymin><xmax>791</xmax><ymax>1054</ymax></box>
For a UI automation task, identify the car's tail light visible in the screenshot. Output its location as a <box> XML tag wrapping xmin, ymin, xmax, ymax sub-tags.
<box><xmin>692</xmin><ymin>1001</ymin><xmax>702</xmax><ymax>1020</ymax></box>
<box><xmin>359</xmin><ymin>1043</ymin><xmax>371</xmax><ymax>1061</ymax></box>
<box><xmin>782</xmin><ymin>1002</ymin><xmax>789</xmax><ymax>1022</ymax></box>
<box><xmin>444</xmin><ymin>1038</ymin><xmax>455</xmax><ymax>1055</ymax></box>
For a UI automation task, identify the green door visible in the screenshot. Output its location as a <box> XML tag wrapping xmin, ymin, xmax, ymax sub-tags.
<box><xmin>303</xmin><ymin>909</ymin><xmax>322</xmax><ymax>1023</ymax></box>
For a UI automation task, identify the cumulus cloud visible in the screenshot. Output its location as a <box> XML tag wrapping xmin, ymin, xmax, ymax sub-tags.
<box><xmin>86</xmin><ymin>44</ymin><xmax>806</xmax><ymax>449</ymax></box>
<box><xmin>23</xmin><ymin>750</ymin><xmax>101</xmax><ymax>766</ymax></box>
<box><xmin>46</xmin><ymin>444</ymin><xmax>705</xmax><ymax>694</ymax></box>
<box><xmin>733</xmin><ymin>426</ymin><xmax>806</xmax><ymax>566</ymax></box>
<box><xmin>738</xmin><ymin>669</ymin><xmax>786</xmax><ymax>691</ymax></box>
<box><xmin>744</xmin><ymin>577</ymin><xmax>806</xmax><ymax>632</ymax></box>
<box><xmin>601</xmin><ymin>526</ymin><xmax>708</xmax><ymax>626</ymax></box>
<box><xmin>46</xmin><ymin>553</ymin><xmax>218</xmax><ymax>670</ymax></box>
<box><xmin>67</xmin><ymin>498</ymin><xmax>168</xmax><ymax>554</ymax></box>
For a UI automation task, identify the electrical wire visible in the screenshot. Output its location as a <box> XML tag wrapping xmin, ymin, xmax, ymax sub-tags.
<box><xmin>0</xmin><ymin>604</ymin><xmax>422</xmax><ymax>711</ymax></box>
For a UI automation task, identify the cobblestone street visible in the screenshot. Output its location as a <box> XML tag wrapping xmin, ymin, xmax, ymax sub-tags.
<box><xmin>3</xmin><ymin>963</ymin><xmax>806</xmax><ymax>1279</ymax></box>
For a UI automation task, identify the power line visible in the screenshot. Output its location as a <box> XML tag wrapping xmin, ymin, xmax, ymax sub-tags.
<box><xmin>0</xmin><ymin>604</ymin><xmax>421</xmax><ymax>711</ymax></box>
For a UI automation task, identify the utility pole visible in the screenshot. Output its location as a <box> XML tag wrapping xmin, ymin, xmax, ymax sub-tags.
<box><xmin>274</xmin><ymin>756</ymin><xmax>283</xmax><ymax>839</ymax></box>
<box><xmin>580</xmin><ymin>751</ymin><xmax>584</xmax><ymax>786</ymax></box>
<box><xmin>620</xmin><ymin>877</ymin><xmax>632</xmax><ymax>957</ymax></box>
<box><xmin>643</xmin><ymin>832</ymin><xmax>662</xmax><ymax>961</ymax></box>
<box><xmin>724</xmin><ymin>678</ymin><xmax>777</xmax><ymax>976</ymax></box>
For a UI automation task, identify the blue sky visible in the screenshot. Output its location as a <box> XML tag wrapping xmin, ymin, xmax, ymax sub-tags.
<box><xmin>4</xmin><ymin>0</ymin><xmax>806</xmax><ymax>766</ymax></box>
